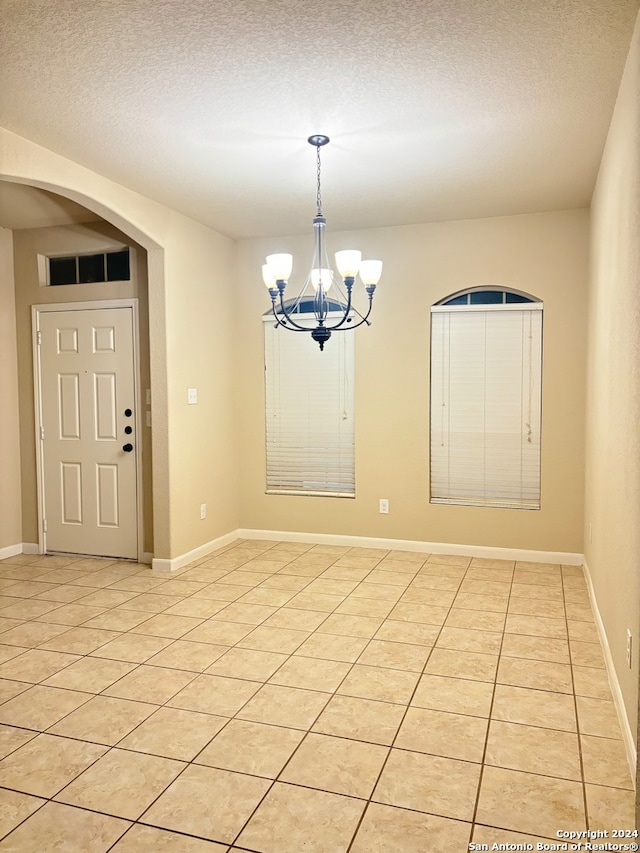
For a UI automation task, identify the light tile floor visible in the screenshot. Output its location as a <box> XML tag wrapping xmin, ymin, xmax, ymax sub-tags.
<box><xmin>0</xmin><ymin>540</ymin><xmax>634</xmax><ymax>851</ymax></box>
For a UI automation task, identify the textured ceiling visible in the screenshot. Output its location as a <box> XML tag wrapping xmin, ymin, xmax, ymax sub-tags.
<box><xmin>1</xmin><ymin>0</ymin><xmax>638</xmax><ymax>238</ymax></box>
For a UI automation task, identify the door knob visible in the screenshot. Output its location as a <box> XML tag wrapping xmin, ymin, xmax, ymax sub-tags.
<box><xmin>122</xmin><ymin>443</ymin><xmax>133</xmax><ymax>452</ymax></box>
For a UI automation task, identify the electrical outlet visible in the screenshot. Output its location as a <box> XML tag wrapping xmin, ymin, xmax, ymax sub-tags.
<box><xmin>200</xmin><ymin>503</ymin><xmax>207</xmax><ymax>520</ymax></box>
<box><xmin>627</xmin><ymin>629</ymin><xmax>633</xmax><ymax>668</ymax></box>
<box><xmin>188</xmin><ymin>388</ymin><xmax>198</xmax><ymax>405</ymax></box>
<box><xmin>379</xmin><ymin>499</ymin><xmax>389</xmax><ymax>514</ymax></box>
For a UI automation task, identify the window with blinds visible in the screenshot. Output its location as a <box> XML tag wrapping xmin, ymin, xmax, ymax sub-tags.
<box><xmin>264</xmin><ymin>317</ymin><xmax>355</xmax><ymax>497</ymax></box>
<box><xmin>430</xmin><ymin>295</ymin><xmax>543</xmax><ymax>509</ymax></box>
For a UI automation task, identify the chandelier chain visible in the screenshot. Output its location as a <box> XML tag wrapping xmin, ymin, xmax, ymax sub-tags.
<box><xmin>316</xmin><ymin>143</ymin><xmax>323</xmax><ymax>217</ymax></box>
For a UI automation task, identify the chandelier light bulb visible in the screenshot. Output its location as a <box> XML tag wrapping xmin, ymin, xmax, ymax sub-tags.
<box><xmin>335</xmin><ymin>250</ymin><xmax>362</xmax><ymax>279</ymax></box>
<box><xmin>359</xmin><ymin>259</ymin><xmax>383</xmax><ymax>286</ymax></box>
<box><xmin>262</xmin><ymin>264</ymin><xmax>276</xmax><ymax>288</ymax></box>
<box><xmin>266</xmin><ymin>253</ymin><xmax>293</xmax><ymax>282</ymax></box>
<box><xmin>311</xmin><ymin>268</ymin><xmax>333</xmax><ymax>291</ymax></box>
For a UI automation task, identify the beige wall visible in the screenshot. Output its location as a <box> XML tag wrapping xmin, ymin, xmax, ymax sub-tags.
<box><xmin>0</xmin><ymin>227</ymin><xmax>22</xmax><ymax>550</ymax></box>
<box><xmin>1</xmin><ymin>129</ymin><xmax>239</xmax><ymax>561</ymax></box>
<box><xmin>585</xmin><ymin>13</ymin><xmax>640</xmax><ymax>745</ymax></box>
<box><xmin>161</xmin><ymin>215</ymin><xmax>238</xmax><ymax>558</ymax></box>
<box><xmin>0</xmin><ymin>131</ymin><xmax>590</xmax><ymax>567</ymax></box>
<box><xmin>236</xmin><ymin>209</ymin><xmax>589</xmax><ymax>554</ymax></box>
<box><xmin>12</xmin><ymin>222</ymin><xmax>154</xmax><ymax>552</ymax></box>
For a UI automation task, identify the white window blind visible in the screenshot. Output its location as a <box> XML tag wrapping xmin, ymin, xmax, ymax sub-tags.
<box><xmin>264</xmin><ymin>320</ymin><xmax>355</xmax><ymax>497</ymax></box>
<box><xmin>430</xmin><ymin>304</ymin><xmax>543</xmax><ymax>509</ymax></box>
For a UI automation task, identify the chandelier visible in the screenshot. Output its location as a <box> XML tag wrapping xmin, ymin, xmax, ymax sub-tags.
<box><xmin>262</xmin><ymin>135</ymin><xmax>383</xmax><ymax>350</ymax></box>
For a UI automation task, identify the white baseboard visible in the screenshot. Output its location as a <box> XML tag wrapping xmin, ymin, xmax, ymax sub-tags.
<box><xmin>582</xmin><ymin>557</ymin><xmax>637</xmax><ymax>785</ymax></box>
<box><xmin>17</xmin><ymin>530</ymin><xmax>582</xmax><ymax>568</ymax></box>
<box><xmin>237</xmin><ymin>528</ymin><xmax>583</xmax><ymax>565</ymax></box>
<box><xmin>151</xmin><ymin>530</ymin><xmax>239</xmax><ymax>573</ymax></box>
<box><xmin>3</xmin><ymin>543</ymin><xmax>41</xmax><ymax>557</ymax></box>
<box><xmin>0</xmin><ymin>543</ymin><xmax>24</xmax><ymax>560</ymax></box>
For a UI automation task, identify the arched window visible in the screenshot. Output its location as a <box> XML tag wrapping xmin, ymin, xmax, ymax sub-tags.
<box><xmin>439</xmin><ymin>287</ymin><xmax>535</xmax><ymax>306</ymax></box>
<box><xmin>430</xmin><ymin>287</ymin><xmax>543</xmax><ymax>509</ymax></box>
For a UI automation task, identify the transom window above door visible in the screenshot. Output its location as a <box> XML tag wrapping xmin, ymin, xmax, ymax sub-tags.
<box><xmin>41</xmin><ymin>248</ymin><xmax>131</xmax><ymax>287</ymax></box>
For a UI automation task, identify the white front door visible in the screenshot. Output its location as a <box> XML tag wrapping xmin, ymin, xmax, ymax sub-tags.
<box><xmin>36</xmin><ymin>305</ymin><xmax>139</xmax><ymax>559</ymax></box>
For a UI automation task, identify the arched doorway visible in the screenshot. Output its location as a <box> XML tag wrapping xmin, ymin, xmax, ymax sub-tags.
<box><xmin>0</xmin><ymin>176</ymin><xmax>166</xmax><ymax>562</ymax></box>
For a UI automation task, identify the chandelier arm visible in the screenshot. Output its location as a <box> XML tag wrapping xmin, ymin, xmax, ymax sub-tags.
<box><xmin>272</xmin><ymin>291</ymin><xmax>315</xmax><ymax>332</ymax></box>
<box><xmin>320</xmin><ymin>277</ymin><xmax>374</xmax><ymax>330</ymax></box>
<box><xmin>337</xmin><ymin>307</ymin><xmax>373</xmax><ymax>329</ymax></box>
<box><xmin>274</xmin><ymin>308</ymin><xmax>313</xmax><ymax>332</ymax></box>
<box><xmin>325</xmin><ymin>276</ymin><xmax>358</xmax><ymax>322</ymax></box>
<box><xmin>271</xmin><ymin>306</ymin><xmax>315</xmax><ymax>332</ymax></box>
<box><xmin>323</xmin><ymin>296</ymin><xmax>375</xmax><ymax>331</ymax></box>
<box><xmin>331</xmin><ymin>284</ymin><xmax>376</xmax><ymax>327</ymax></box>
<box><xmin>275</xmin><ymin>323</ymin><xmax>322</xmax><ymax>333</ymax></box>
<box><xmin>339</xmin><ymin>303</ymin><xmax>373</xmax><ymax>328</ymax></box>
<box><xmin>270</xmin><ymin>307</ymin><xmax>290</xmax><ymax>331</ymax></box>
<box><xmin>321</xmin><ymin>285</ymin><xmax>354</xmax><ymax>331</ymax></box>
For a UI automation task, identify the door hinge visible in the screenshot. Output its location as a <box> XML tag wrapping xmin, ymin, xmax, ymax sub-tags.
<box><xmin>40</xmin><ymin>426</ymin><xmax>45</xmax><ymax>441</ymax></box>
<box><xmin>43</xmin><ymin>519</ymin><xmax>47</xmax><ymax>533</ymax></box>
<box><xmin>37</xmin><ymin>330</ymin><xmax>42</xmax><ymax>345</ymax></box>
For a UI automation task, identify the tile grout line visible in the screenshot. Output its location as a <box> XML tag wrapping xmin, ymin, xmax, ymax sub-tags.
<box><xmin>343</xmin><ymin>553</ymin><xmax>472</xmax><ymax>853</ymax></box>
<box><xmin>468</xmin><ymin>558</ymin><xmax>516</xmax><ymax>839</ymax></box>
<box><xmin>563</xmin><ymin>562</ymin><xmax>591</xmax><ymax>832</ymax></box>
